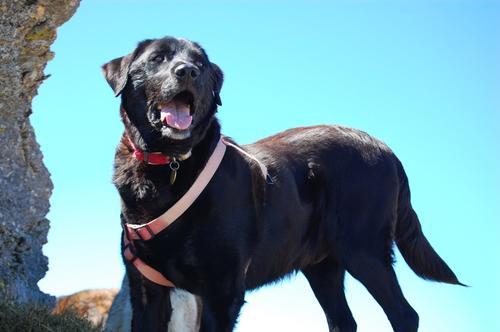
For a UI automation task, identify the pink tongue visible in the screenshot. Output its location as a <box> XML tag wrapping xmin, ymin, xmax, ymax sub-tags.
<box><xmin>160</xmin><ymin>103</ymin><xmax>192</xmax><ymax>130</ymax></box>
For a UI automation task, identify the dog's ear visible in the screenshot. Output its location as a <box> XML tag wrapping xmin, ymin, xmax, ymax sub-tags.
<box><xmin>102</xmin><ymin>54</ymin><xmax>133</xmax><ymax>97</ymax></box>
<box><xmin>102</xmin><ymin>39</ymin><xmax>153</xmax><ymax>97</ymax></box>
<box><xmin>211</xmin><ymin>63</ymin><xmax>224</xmax><ymax>106</ymax></box>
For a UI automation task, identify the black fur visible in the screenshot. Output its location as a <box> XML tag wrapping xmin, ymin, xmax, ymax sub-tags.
<box><xmin>103</xmin><ymin>36</ymin><xmax>462</xmax><ymax>332</ymax></box>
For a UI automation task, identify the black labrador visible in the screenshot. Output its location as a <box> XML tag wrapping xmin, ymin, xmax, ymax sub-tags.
<box><xmin>102</xmin><ymin>36</ymin><xmax>463</xmax><ymax>332</ymax></box>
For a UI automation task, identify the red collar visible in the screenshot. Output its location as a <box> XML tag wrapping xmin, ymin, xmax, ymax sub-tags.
<box><xmin>126</xmin><ymin>135</ymin><xmax>191</xmax><ymax>165</ymax></box>
<box><xmin>132</xmin><ymin>149</ymin><xmax>171</xmax><ymax>165</ymax></box>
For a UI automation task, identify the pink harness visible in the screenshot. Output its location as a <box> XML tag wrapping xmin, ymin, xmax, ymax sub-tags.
<box><xmin>122</xmin><ymin>136</ymin><xmax>268</xmax><ymax>287</ymax></box>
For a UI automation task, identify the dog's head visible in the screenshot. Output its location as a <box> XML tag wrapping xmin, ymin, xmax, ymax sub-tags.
<box><xmin>102</xmin><ymin>37</ymin><xmax>223</xmax><ymax>155</ymax></box>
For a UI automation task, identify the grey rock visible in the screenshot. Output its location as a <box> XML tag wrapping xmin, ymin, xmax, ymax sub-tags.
<box><xmin>0</xmin><ymin>0</ymin><xmax>80</xmax><ymax>306</ymax></box>
<box><xmin>105</xmin><ymin>275</ymin><xmax>132</xmax><ymax>332</ymax></box>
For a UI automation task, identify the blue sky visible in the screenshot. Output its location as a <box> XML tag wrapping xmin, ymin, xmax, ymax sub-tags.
<box><xmin>32</xmin><ymin>1</ymin><xmax>499</xmax><ymax>331</ymax></box>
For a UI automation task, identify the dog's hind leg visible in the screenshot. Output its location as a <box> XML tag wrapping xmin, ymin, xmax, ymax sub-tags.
<box><xmin>342</xmin><ymin>251</ymin><xmax>419</xmax><ymax>332</ymax></box>
<box><xmin>302</xmin><ymin>257</ymin><xmax>357</xmax><ymax>332</ymax></box>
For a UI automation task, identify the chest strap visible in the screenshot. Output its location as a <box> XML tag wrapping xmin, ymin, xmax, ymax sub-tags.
<box><xmin>122</xmin><ymin>137</ymin><xmax>268</xmax><ymax>287</ymax></box>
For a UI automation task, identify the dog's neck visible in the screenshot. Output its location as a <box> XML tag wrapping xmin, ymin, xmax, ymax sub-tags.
<box><xmin>115</xmin><ymin>119</ymin><xmax>222</xmax><ymax>224</ymax></box>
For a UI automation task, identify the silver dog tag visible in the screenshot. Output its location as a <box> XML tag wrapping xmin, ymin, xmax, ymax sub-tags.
<box><xmin>170</xmin><ymin>159</ymin><xmax>180</xmax><ymax>185</ymax></box>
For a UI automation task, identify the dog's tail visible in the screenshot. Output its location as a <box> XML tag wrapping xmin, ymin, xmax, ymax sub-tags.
<box><xmin>394</xmin><ymin>160</ymin><xmax>465</xmax><ymax>286</ymax></box>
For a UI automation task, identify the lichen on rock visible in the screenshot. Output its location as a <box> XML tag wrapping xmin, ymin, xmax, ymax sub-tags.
<box><xmin>0</xmin><ymin>0</ymin><xmax>80</xmax><ymax>306</ymax></box>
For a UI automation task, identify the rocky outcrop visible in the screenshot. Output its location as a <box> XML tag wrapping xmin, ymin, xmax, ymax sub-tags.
<box><xmin>0</xmin><ymin>0</ymin><xmax>80</xmax><ymax>306</ymax></box>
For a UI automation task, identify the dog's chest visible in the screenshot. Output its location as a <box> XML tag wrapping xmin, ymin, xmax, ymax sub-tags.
<box><xmin>118</xmin><ymin>167</ymin><xmax>179</xmax><ymax>224</ymax></box>
<box><xmin>119</xmin><ymin>171</ymin><xmax>204</xmax><ymax>288</ymax></box>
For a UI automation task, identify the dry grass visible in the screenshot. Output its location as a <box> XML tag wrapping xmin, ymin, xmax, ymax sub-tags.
<box><xmin>0</xmin><ymin>300</ymin><xmax>100</xmax><ymax>332</ymax></box>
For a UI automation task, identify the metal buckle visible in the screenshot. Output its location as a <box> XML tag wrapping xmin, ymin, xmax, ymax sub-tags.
<box><xmin>133</xmin><ymin>224</ymin><xmax>156</xmax><ymax>241</ymax></box>
<box><xmin>143</xmin><ymin>224</ymin><xmax>156</xmax><ymax>239</ymax></box>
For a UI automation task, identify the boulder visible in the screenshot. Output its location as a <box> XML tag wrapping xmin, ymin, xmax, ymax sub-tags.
<box><xmin>0</xmin><ymin>0</ymin><xmax>80</xmax><ymax>306</ymax></box>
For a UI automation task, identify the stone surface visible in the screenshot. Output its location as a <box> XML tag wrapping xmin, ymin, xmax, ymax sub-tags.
<box><xmin>0</xmin><ymin>0</ymin><xmax>80</xmax><ymax>306</ymax></box>
<box><xmin>105</xmin><ymin>276</ymin><xmax>132</xmax><ymax>332</ymax></box>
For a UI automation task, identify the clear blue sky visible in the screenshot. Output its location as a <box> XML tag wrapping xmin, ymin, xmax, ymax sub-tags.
<box><xmin>33</xmin><ymin>0</ymin><xmax>499</xmax><ymax>331</ymax></box>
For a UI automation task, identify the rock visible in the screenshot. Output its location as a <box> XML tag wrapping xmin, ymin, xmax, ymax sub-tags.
<box><xmin>0</xmin><ymin>0</ymin><xmax>80</xmax><ymax>306</ymax></box>
<box><xmin>105</xmin><ymin>276</ymin><xmax>132</xmax><ymax>332</ymax></box>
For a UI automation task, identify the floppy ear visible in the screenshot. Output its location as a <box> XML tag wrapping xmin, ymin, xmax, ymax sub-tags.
<box><xmin>102</xmin><ymin>54</ymin><xmax>133</xmax><ymax>97</ymax></box>
<box><xmin>211</xmin><ymin>63</ymin><xmax>224</xmax><ymax>106</ymax></box>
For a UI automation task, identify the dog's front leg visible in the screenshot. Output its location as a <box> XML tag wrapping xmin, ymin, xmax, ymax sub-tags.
<box><xmin>128</xmin><ymin>269</ymin><xmax>172</xmax><ymax>332</ymax></box>
<box><xmin>199</xmin><ymin>275</ymin><xmax>246</xmax><ymax>332</ymax></box>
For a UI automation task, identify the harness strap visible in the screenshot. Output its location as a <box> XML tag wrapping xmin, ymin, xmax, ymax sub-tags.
<box><xmin>123</xmin><ymin>235</ymin><xmax>175</xmax><ymax>287</ymax></box>
<box><xmin>126</xmin><ymin>137</ymin><xmax>227</xmax><ymax>241</ymax></box>
<box><xmin>122</xmin><ymin>136</ymin><xmax>268</xmax><ymax>287</ymax></box>
<box><xmin>223</xmin><ymin>141</ymin><xmax>268</xmax><ymax>179</ymax></box>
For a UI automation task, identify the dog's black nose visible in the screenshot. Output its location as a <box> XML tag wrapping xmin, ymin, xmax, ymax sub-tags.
<box><xmin>173</xmin><ymin>63</ymin><xmax>200</xmax><ymax>81</ymax></box>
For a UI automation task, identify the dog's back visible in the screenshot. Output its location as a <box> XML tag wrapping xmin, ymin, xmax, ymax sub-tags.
<box><xmin>250</xmin><ymin>125</ymin><xmax>461</xmax><ymax>284</ymax></box>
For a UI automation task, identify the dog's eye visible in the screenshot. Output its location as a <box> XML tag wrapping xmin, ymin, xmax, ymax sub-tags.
<box><xmin>151</xmin><ymin>54</ymin><xmax>165</xmax><ymax>63</ymax></box>
<box><xmin>196</xmin><ymin>61</ymin><xmax>204</xmax><ymax>68</ymax></box>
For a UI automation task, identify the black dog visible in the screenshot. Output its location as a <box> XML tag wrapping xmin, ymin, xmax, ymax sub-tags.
<box><xmin>102</xmin><ymin>36</ymin><xmax>462</xmax><ymax>332</ymax></box>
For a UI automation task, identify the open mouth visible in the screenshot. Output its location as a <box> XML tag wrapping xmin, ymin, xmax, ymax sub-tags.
<box><xmin>157</xmin><ymin>91</ymin><xmax>195</xmax><ymax>131</ymax></box>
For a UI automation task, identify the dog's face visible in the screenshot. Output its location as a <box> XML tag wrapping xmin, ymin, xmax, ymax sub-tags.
<box><xmin>102</xmin><ymin>37</ymin><xmax>223</xmax><ymax>154</ymax></box>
